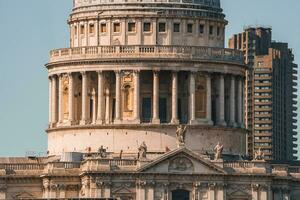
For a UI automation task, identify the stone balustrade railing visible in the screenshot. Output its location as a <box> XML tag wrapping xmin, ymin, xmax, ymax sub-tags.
<box><xmin>49</xmin><ymin>45</ymin><xmax>244</xmax><ymax>65</ymax></box>
<box><xmin>0</xmin><ymin>163</ymin><xmax>46</xmax><ymax>171</ymax></box>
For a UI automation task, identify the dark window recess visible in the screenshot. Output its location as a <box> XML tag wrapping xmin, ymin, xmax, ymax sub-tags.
<box><xmin>209</xmin><ymin>25</ymin><xmax>214</xmax><ymax>35</ymax></box>
<box><xmin>158</xmin><ymin>22</ymin><xmax>166</xmax><ymax>32</ymax></box>
<box><xmin>187</xmin><ymin>24</ymin><xmax>193</xmax><ymax>33</ymax></box>
<box><xmin>143</xmin><ymin>22</ymin><xmax>151</xmax><ymax>32</ymax></box>
<box><xmin>173</xmin><ymin>23</ymin><xmax>180</xmax><ymax>33</ymax></box>
<box><xmin>199</xmin><ymin>24</ymin><xmax>204</xmax><ymax>34</ymax></box>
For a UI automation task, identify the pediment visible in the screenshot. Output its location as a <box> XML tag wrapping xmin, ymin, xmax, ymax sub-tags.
<box><xmin>138</xmin><ymin>148</ymin><xmax>226</xmax><ymax>174</ymax></box>
<box><xmin>113</xmin><ymin>187</ymin><xmax>133</xmax><ymax>194</ymax></box>
<box><xmin>229</xmin><ymin>190</ymin><xmax>251</xmax><ymax>198</ymax></box>
<box><xmin>13</xmin><ymin>191</ymin><xmax>35</xmax><ymax>199</ymax></box>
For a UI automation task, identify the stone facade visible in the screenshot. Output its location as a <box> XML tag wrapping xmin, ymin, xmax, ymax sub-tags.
<box><xmin>0</xmin><ymin>0</ymin><xmax>300</xmax><ymax>199</ymax></box>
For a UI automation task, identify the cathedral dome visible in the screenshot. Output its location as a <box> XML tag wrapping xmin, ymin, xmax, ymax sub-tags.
<box><xmin>73</xmin><ymin>0</ymin><xmax>221</xmax><ymax>8</ymax></box>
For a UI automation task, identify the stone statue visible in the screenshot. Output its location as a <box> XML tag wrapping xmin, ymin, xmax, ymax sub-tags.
<box><xmin>98</xmin><ymin>145</ymin><xmax>107</xmax><ymax>158</ymax></box>
<box><xmin>176</xmin><ymin>125</ymin><xmax>187</xmax><ymax>147</ymax></box>
<box><xmin>254</xmin><ymin>148</ymin><xmax>265</xmax><ymax>161</ymax></box>
<box><xmin>138</xmin><ymin>142</ymin><xmax>147</xmax><ymax>159</ymax></box>
<box><xmin>214</xmin><ymin>142</ymin><xmax>223</xmax><ymax>160</ymax></box>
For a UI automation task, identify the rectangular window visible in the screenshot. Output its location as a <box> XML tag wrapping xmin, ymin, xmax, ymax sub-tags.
<box><xmin>173</xmin><ymin>23</ymin><xmax>180</xmax><ymax>33</ymax></box>
<box><xmin>217</xmin><ymin>26</ymin><xmax>220</xmax><ymax>36</ymax></box>
<box><xmin>143</xmin><ymin>22</ymin><xmax>151</xmax><ymax>32</ymax></box>
<box><xmin>128</xmin><ymin>22</ymin><xmax>136</xmax><ymax>32</ymax></box>
<box><xmin>100</xmin><ymin>23</ymin><xmax>107</xmax><ymax>33</ymax></box>
<box><xmin>114</xmin><ymin>23</ymin><xmax>121</xmax><ymax>33</ymax></box>
<box><xmin>209</xmin><ymin>25</ymin><xmax>214</xmax><ymax>35</ymax></box>
<box><xmin>199</xmin><ymin>24</ymin><xmax>204</xmax><ymax>34</ymax></box>
<box><xmin>89</xmin><ymin>24</ymin><xmax>95</xmax><ymax>34</ymax></box>
<box><xmin>80</xmin><ymin>25</ymin><xmax>85</xmax><ymax>34</ymax></box>
<box><xmin>158</xmin><ymin>22</ymin><xmax>166</xmax><ymax>32</ymax></box>
<box><xmin>187</xmin><ymin>23</ymin><xmax>193</xmax><ymax>33</ymax></box>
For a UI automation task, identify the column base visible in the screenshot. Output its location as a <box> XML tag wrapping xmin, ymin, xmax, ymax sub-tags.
<box><xmin>96</xmin><ymin>119</ymin><xmax>104</xmax><ymax>125</ymax></box>
<box><xmin>217</xmin><ymin>120</ymin><xmax>227</xmax><ymax>127</ymax></box>
<box><xmin>238</xmin><ymin>123</ymin><xmax>245</xmax><ymax>128</ymax></box>
<box><xmin>80</xmin><ymin>120</ymin><xmax>88</xmax><ymax>125</ymax></box>
<box><xmin>189</xmin><ymin>119</ymin><xmax>213</xmax><ymax>125</ymax></box>
<box><xmin>120</xmin><ymin>119</ymin><xmax>141</xmax><ymax>124</ymax></box>
<box><xmin>229</xmin><ymin>121</ymin><xmax>238</xmax><ymax>128</ymax></box>
<box><xmin>65</xmin><ymin>120</ymin><xmax>76</xmax><ymax>126</ymax></box>
<box><xmin>114</xmin><ymin>119</ymin><xmax>122</xmax><ymax>124</ymax></box>
<box><xmin>170</xmin><ymin>118</ymin><xmax>179</xmax><ymax>125</ymax></box>
<box><xmin>151</xmin><ymin>118</ymin><xmax>160</xmax><ymax>124</ymax></box>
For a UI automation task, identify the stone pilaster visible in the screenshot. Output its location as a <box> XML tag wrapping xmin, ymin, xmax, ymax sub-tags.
<box><xmin>229</xmin><ymin>75</ymin><xmax>237</xmax><ymax>127</ymax></box>
<box><xmin>152</xmin><ymin>70</ymin><xmax>160</xmax><ymax>124</ymax></box>
<box><xmin>97</xmin><ymin>71</ymin><xmax>104</xmax><ymax>124</ymax></box>
<box><xmin>206</xmin><ymin>74</ymin><xmax>213</xmax><ymax>125</ymax></box>
<box><xmin>67</xmin><ymin>72</ymin><xmax>75</xmax><ymax>125</ymax></box>
<box><xmin>80</xmin><ymin>71</ymin><xmax>88</xmax><ymax>125</ymax></box>
<box><xmin>48</xmin><ymin>76</ymin><xmax>52</xmax><ymax>126</ymax></box>
<box><xmin>115</xmin><ymin>70</ymin><xmax>122</xmax><ymax>124</ymax></box>
<box><xmin>218</xmin><ymin>74</ymin><xmax>226</xmax><ymax>126</ymax></box>
<box><xmin>105</xmin><ymin>88</ymin><xmax>110</xmax><ymax>124</ymax></box>
<box><xmin>51</xmin><ymin>75</ymin><xmax>58</xmax><ymax>126</ymax></box>
<box><xmin>189</xmin><ymin>71</ymin><xmax>196</xmax><ymax>124</ymax></box>
<box><xmin>92</xmin><ymin>89</ymin><xmax>97</xmax><ymax>124</ymax></box>
<box><xmin>237</xmin><ymin>76</ymin><xmax>244</xmax><ymax>128</ymax></box>
<box><xmin>133</xmin><ymin>70</ymin><xmax>140</xmax><ymax>123</ymax></box>
<box><xmin>58</xmin><ymin>74</ymin><xmax>64</xmax><ymax>124</ymax></box>
<box><xmin>171</xmin><ymin>71</ymin><xmax>179</xmax><ymax>124</ymax></box>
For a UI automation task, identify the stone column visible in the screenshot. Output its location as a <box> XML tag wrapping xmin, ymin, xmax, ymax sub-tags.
<box><xmin>67</xmin><ymin>73</ymin><xmax>74</xmax><ymax>125</ymax></box>
<box><xmin>51</xmin><ymin>75</ymin><xmax>58</xmax><ymax>126</ymax></box>
<box><xmin>171</xmin><ymin>71</ymin><xmax>179</xmax><ymax>124</ymax></box>
<box><xmin>218</xmin><ymin>74</ymin><xmax>226</xmax><ymax>126</ymax></box>
<box><xmin>80</xmin><ymin>72</ymin><xmax>88</xmax><ymax>125</ymax></box>
<box><xmin>189</xmin><ymin>71</ymin><xmax>196</xmax><ymax>124</ymax></box>
<box><xmin>229</xmin><ymin>75</ymin><xmax>237</xmax><ymax>127</ymax></box>
<box><xmin>152</xmin><ymin>70</ymin><xmax>160</xmax><ymax>124</ymax></box>
<box><xmin>115</xmin><ymin>71</ymin><xmax>121</xmax><ymax>123</ymax></box>
<box><xmin>206</xmin><ymin>74</ymin><xmax>213</xmax><ymax>125</ymax></box>
<box><xmin>58</xmin><ymin>74</ymin><xmax>64</xmax><ymax>124</ymax></box>
<box><xmin>97</xmin><ymin>71</ymin><xmax>104</xmax><ymax>124</ymax></box>
<box><xmin>237</xmin><ymin>77</ymin><xmax>244</xmax><ymax>127</ymax></box>
<box><xmin>92</xmin><ymin>89</ymin><xmax>97</xmax><ymax>124</ymax></box>
<box><xmin>209</xmin><ymin>183</ymin><xmax>216</xmax><ymax>200</ymax></box>
<box><xmin>133</xmin><ymin>70</ymin><xmax>141</xmax><ymax>123</ymax></box>
<box><xmin>48</xmin><ymin>76</ymin><xmax>52</xmax><ymax>126</ymax></box>
<box><xmin>105</xmin><ymin>88</ymin><xmax>110</xmax><ymax>124</ymax></box>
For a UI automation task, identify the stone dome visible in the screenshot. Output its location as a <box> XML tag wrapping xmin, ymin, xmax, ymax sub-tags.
<box><xmin>73</xmin><ymin>0</ymin><xmax>221</xmax><ymax>8</ymax></box>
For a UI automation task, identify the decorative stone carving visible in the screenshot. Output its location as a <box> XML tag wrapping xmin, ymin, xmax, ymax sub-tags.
<box><xmin>168</xmin><ymin>156</ymin><xmax>194</xmax><ymax>172</ymax></box>
<box><xmin>253</xmin><ymin>148</ymin><xmax>265</xmax><ymax>161</ymax></box>
<box><xmin>138</xmin><ymin>141</ymin><xmax>147</xmax><ymax>160</ymax></box>
<box><xmin>176</xmin><ymin>125</ymin><xmax>187</xmax><ymax>147</ymax></box>
<box><xmin>214</xmin><ymin>142</ymin><xmax>223</xmax><ymax>160</ymax></box>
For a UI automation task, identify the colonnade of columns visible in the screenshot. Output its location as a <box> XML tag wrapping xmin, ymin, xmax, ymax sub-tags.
<box><xmin>48</xmin><ymin>70</ymin><xmax>244</xmax><ymax>128</ymax></box>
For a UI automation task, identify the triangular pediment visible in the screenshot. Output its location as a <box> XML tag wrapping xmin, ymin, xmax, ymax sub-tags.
<box><xmin>229</xmin><ymin>190</ymin><xmax>251</xmax><ymax>198</ymax></box>
<box><xmin>113</xmin><ymin>187</ymin><xmax>133</xmax><ymax>194</ymax></box>
<box><xmin>13</xmin><ymin>191</ymin><xmax>35</xmax><ymax>199</ymax></box>
<box><xmin>138</xmin><ymin>148</ymin><xmax>226</xmax><ymax>174</ymax></box>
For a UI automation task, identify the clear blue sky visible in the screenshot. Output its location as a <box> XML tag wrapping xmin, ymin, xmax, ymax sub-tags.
<box><xmin>0</xmin><ymin>0</ymin><xmax>299</xmax><ymax>157</ymax></box>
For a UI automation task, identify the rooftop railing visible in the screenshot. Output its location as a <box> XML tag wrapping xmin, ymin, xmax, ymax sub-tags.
<box><xmin>49</xmin><ymin>45</ymin><xmax>244</xmax><ymax>65</ymax></box>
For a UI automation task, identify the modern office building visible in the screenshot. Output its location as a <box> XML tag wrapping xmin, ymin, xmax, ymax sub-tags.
<box><xmin>229</xmin><ymin>27</ymin><xmax>298</xmax><ymax>161</ymax></box>
<box><xmin>0</xmin><ymin>1</ymin><xmax>300</xmax><ymax>200</ymax></box>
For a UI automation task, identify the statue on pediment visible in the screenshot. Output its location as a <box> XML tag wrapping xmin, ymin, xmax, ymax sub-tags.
<box><xmin>254</xmin><ymin>148</ymin><xmax>265</xmax><ymax>161</ymax></box>
<box><xmin>214</xmin><ymin>142</ymin><xmax>223</xmax><ymax>160</ymax></box>
<box><xmin>176</xmin><ymin>125</ymin><xmax>187</xmax><ymax>147</ymax></box>
<box><xmin>138</xmin><ymin>141</ymin><xmax>147</xmax><ymax>160</ymax></box>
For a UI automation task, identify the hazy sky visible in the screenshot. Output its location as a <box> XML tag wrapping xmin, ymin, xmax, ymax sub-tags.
<box><xmin>0</xmin><ymin>0</ymin><xmax>299</xmax><ymax>157</ymax></box>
